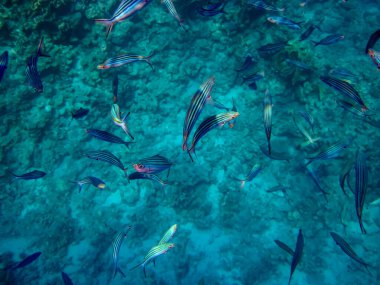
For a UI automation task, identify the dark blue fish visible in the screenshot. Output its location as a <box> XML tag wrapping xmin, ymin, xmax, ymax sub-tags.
<box><xmin>6</xmin><ymin>252</ymin><xmax>42</xmax><ymax>271</ymax></box>
<box><xmin>267</xmin><ymin>16</ymin><xmax>302</xmax><ymax>30</ymax></box>
<box><xmin>83</xmin><ymin>150</ymin><xmax>127</xmax><ymax>177</ymax></box>
<box><xmin>354</xmin><ymin>151</ymin><xmax>368</xmax><ymax>234</ymax></box>
<box><xmin>86</xmin><ymin>129</ymin><xmax>134</xmax><ymax>148</ymax></box>
<box><xmin>71</xmin><ymin>176</ymin><xmax>106</xmax><ymax>192</ymax></box>
<box><xmin>0</xmin><ymin>51</ymin><xmax>8</xmax><ymax>83</ymax></box>
<box><xmin>257</xmin><ymin>41</ymin><xmax>288</xmax><ymax>55</ymax></box>
<box><xmin>285</xmin><ymin>59</ymin><xmax>311</xmax><ymax>71</ymax></box>
<box><xmin>8</xmin><ymin>170</ymin><xmax>46</xmax><ymax>184</ymax></box>
<box><xmin>204</xmin><ymin>1</ymin><xmax>224</xmax><ymax>11</ymax></box>
<box><xmin>288</xmin><ymin>230</ymin><xmax>304</xmax><ymax>285</ymax></box>
<box><xmin>365</xmin><ymin>29</ymin><xmax>380</xmax><ymax>54</ymax></box>
<box><xmin>213</xmin><ymin>100</ymin><xmax>230</xmax><ymax>111</ymax></box>
<box><xmin>72</xmin><ymin>107</ymin><xmax>89</xmax><ymax>120</ymax></box>
<box><xmin>61</xmin><ymin>272</ymin><xmax>74</xmax><ymax>285</ymax></box>
<box><xmin>242</xmin><ymin>71</ymin><xmax>265</xmax><ymax>84</ymax></box>
<box><xmin>305</xmin><ymin>166</ymin><xmax>329</xmax><ymax>202</ymax></box>
<box><xmin>197</xmin><ymin>3</ymin><xmax>226</xmax><ymax>16</ymax></box>
<box><xmin>274</xmin><ymin>240</ymin><xmax>294</xmax><ymax>256</ymax></box>
<box><xmin>299</xmin><ymin>24</ymin><xmax>320</xmax><ymax>41</ymax></box>
<box><xmin>313</xmin><ymin>34</ymin><xmax>344</xmax><ymax>46</ymax></box>
<box><xmin>305</xmin><ymin>140</ymin><xmax>349</xmax><ymax>165</ymax></box>
<box><xmin>235</xmin><ymin>55</ymin><xmax>255</xmax><ymax>72</ymax></box>
<box><xmin>113</xmin><ymin>74</ymin><xmax>119</xmax><ymax>103</ymax></box>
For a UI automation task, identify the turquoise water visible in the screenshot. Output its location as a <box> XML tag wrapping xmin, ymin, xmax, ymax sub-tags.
<box><xmin>1</xmin><ymin>0</ymin><xmax>379</xmax><ymax>284</ymax></box>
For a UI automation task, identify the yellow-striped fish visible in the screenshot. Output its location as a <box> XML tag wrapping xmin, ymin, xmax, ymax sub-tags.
<box><xmin>158</xmin><ymin>224</ymin><xmax>177</xmax><ymax>245</ymax></box>
<box><xmin>111</xmin><ymin>104</ymin><xmax>134</xmax><ymax>140</ymax></box>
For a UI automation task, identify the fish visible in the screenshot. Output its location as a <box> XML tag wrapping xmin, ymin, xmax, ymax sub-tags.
<box><xmin>305</xmin><ymin>140</ymin><xmax>349</xmax><ymax>165</ymax></box>
<box><xmin>71</xmin><ymin>176</ymin><xmax>106</xmax><ymax>192</ymax></box>
<box><xmin>365</xmin><ymin>29</ymin><xmax>380</xmax><ymax>53</ymax></box>
<box><xmin>187</xmin><ymin>111</ymin><xmax>239</xmax><ymax>161</ymax></box>
<box><xmin>339</xmin><ymin>158</ymin><xmax>354</xmax><ymax>196</ymax></box>
<box><xmin>111</xmin><ymin>104</ymin><xmax>134</xmax><ymax>140</ymax></box>
<box><xmin>298</xmin><ymin>111</ymin><xmax>314</xmax><ymax>131</ymax></box>
<box><xmin>133</xmin><ymin>154</ymin><xmax>172</xmax><ymax>175</ymax></box>
<box><xmin>354</xmin><ymin>151</ymin><xmax>368</xmax><ymax>234</ymax></box>
<box><xmin>25</xmin><ymin>37</ymin><xmax>50</xmax><ymax>93</ymax></box>
<box><xmin>72</xmin><ymin>107</ymin><xmax>89</xmax><ymax>120</ymax></box>
<box><xmin>263</xmin><ymin>91</ymin><xmax>272</xmax><ymax>155</ymax></box>
<box><xmin>86</xmin><ymin>129</ymin><xmax>134</xmax><ymax>148</ymax></box>
<box><xmin>98</xmin><ymin>53</ymin><xmax>154</xmax><ymax>70</ymax></box>
<box><xmin>274</xmin><ymin>240</ymin><xmax>294</xmax><ymax>256</ymax></box>
<box><xmin>6</xmin><ymin>252</ymin><xmax>42</xmax><ymax>271</ymax></box>
<box><xmin>61</xmin><ymin>272</ymin><xmax>74</xmax><ymax>285</ymax></box>
<box><xmin>367</xmin><ymin>49</ymin><xmax>380</xmax><ymax>69</ymax></box>
<box><xmin>234</xmin><ymin>164</ymin><xmax>262</xmax><ymax>189</ymax></box>
<box><xmin>203</xmin><ymin>2</ymin><xmax>224</xmax><ymax>11</ymax></box>
<box><xmin>328</xmin><ymin>67</ymin><xmax>357</xmax><ymax>83</ymax></box>
<box><xmin>288</xmin><ymin>229</ymin><xmax>304</xmax><ymax>285</ymax></box>
<box><xmin>247</xmin><ymin>0</ymin><xmax>285</xmax><ymax>12</ymax></box>
<box><xmin>197</xmin><ymin>3</ymin><xmax>226</xmax><ymax>17</ymax></box>
<box><xmin>82</xmin><ymin>150</ymin><xmax>127</xmax><ymax>177</ymax></box>
<box><xmin>128</xmin><ymin>172</ymin><xmax>167</xmax><ymax>186</ymax></box>
<box><xmin>113</xmin><ymin>74</ymin><xmax>119</xmax><ymax>103</ymax></box>
<box><xmin>95</xmin><ymin>0</ymin><xmax>152</xmax><ymax>39</ymax></box>
<box><xmin>320</xmin><ymin>76</ymin><xmax>367</xmax><ymax>110</ymax></box>
<box><xmin>183</xmin><ymin>76</ymin><xmax>215</xmax><ymax>151</ymax></box>
<box><xmin>267</xmin><ymin>16</ymin><xmax>302</xmax><ymax>30</ymax></box>
<box><xmin>113</xmin><ymin>225</ymin><xmax>132</xmax><ymax>278</ymax></box>
<box><xmin>130</xmin><ymin>243</ymin><xmax>175</xmax><ymax>277</ymax></box>
<box><xmin>162</xmin><ymin>0</ymin><xmax>184</xmax><ymax>27</ymax></box>
<box><xmin>158</xmin><ymin>224</ymin><xmax>177</xmax><ymax>245</ymax></box>
<box><xmin>305</xmin><ymin>166</ymin><xmax>329</xmax><ymax>202</ymax></box>
<box><xmin>337</xmin><ymin>99</ymin><xmax>372</xmax><ymax>118</ymax></box>
<box><xmin>285</xmin><ymin>59</ymin><xmax>311</xmax><ymax>71</ymax></box>
<box><xmin>299</xmin><ymin>24</ymin><xmax>320</xmax><ymax>41</ymax></box>
<box><xmin>330</xmin><ymin>232</ymin><xmax>371</xmax><ymax>270</ymax></box>
<box><xmin>312</xmin><ymin>34</ymin><xmax>344</xmax><ymax>46</ymax></box>
<box><xmin>293</xmin><ymin>115</ymin><xmax>319</xmax><ymax>148</ymax></box>
<box><xmin>0</xmin><ymin>51</ymin><xmax>8</xmax><ymax>83</ymax></box>
<box><xmin>213</xmin><ymin>100</ymin><xmax>230</xmax><ymax>111</ymax></box>
<box><xmin>266</xmin><ymin>184</ymin><xmax>289</xmax><ymax>194</ymax></box>
<box><xmin>8</xmin><ymin>170</ymin><xmax>46</xmax><ymax>184</ymax></box>
<box><xmin>235</xmin><ymin>55</ymin><xmax>255</xmax><ymax>72</ymax></box>
<box><xmin>257</xmin><ymin>41</ymin><xmax>288</xmax><ymax>55</ymax></box>
<box><xmin>241</xmin><ymin>71</ymin><xmax>265</xmax><ymax>84</ymax></box>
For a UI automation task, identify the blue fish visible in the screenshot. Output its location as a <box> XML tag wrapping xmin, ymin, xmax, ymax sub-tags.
<box><xmin>8</xmin><ymin>170</ymin><xmax>46</xmax><ymax>184</ymax></box>
<box><xmin>197</xmin><ymin>2</ymin><xmax>226</xmax><ymax>16</ymax></box>
<box><xmin>61</xmin><ymin>272</ymin><xmax>74</xmax><ymax>285</ymax></box>
<box><xmin>6</xmin><ymin>252</ymin><xmax>42</xmax><ymax>271</ymax></box>
<box><xmin>313</xmin><ymin>34</ymin><xmax>344</xmax><ymax>46</ymax></box>
<box><xmin>0</xmin><ymin>51</ymin><xmax>8</xmax><ymax>83</ymax></box>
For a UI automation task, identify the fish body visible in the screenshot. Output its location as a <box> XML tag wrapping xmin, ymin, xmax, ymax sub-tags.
<box><xmin>298</xmin><ymin>111</ymin><xmax>314</xmax><ymax>131</ymax></box>
<box><xmin>113</xmin><ymin>225</ymin><xmax>132</xmax><ymax>278</ymax></box>
<box><xmin>188</xmin><ymin>111</ymin><xmax>239</xmax><ymax>160</ymax></box>
<box><xmin>72</xmin><ymin>107</ymin><xmax>89</xmax><ymax>120</ymax></box>
<box><xmin>274</xmin><ymin>240</ymin><xmax>294</xmax><ymax>256</ymax></box>
<box><xmin>313</xmin><ymin>34</ymin><xmax>344</xmax><ymax>46</ymax></box>
<box><xmin>328</xmin><ymin>67</ymin><xmax>357</xmax><ymax>82</ymax></box>
<box><xmin>95</xmin><ymin>0</ymin><xmax>152</xmax><ymax>39</ymax></box>
<box><xmin>111</xmin><ymin>104</ymin><xmax>134</xmax><ymax>140</ymax></box>
<box><xmin>286</xmin><ymin>59</ymin><xmax>311</xmax><ymax>70</ymax></box>
<box><xmin>133</xmin><ymin>154</ymin><xmax>172</xmax><ymax>174</ymax></box>
<box><xmin>365</xmin><ymin>29</ymin><xmax>380</xmax><ymax>53</ymax></box>
<box><xmin>0</xmin><ymin>51</ymin><xmax>8</xmax><ymax>82</ymax></box>
<box><xmin>299</xmin><ymin>24</ymin><xmax>319</xmax><ymax>41</ymax></box>
<box><xmin>234</xmin><ymin>164</ymin><xmax>262</xmax><ymax>189</ymax></box>
<box><xmin>183</xmin><ymin>76</ymin><xmax>215</xmax><ymax>151</ymax></box>
<box><xmin>288</xmin><ymin>230</ymin><xmax>304</xmax><ymax>285</ymax></box>
<box><xmin>61</xmin><ymin>272</ymin><xmax>74</xmax><ymax>285</ymax></box>
<box><xmin>6</xmin><ymin>252</ymin><xmax>42</xmax><ymax>271</ymax></box>
<box><xmin>305</xmin><ymin>166</ymin><xmax>329</xmax><ymax>201</ymax></box>
<box><xmin>159</xmin><ymin>224</ymin><xmax>177</xmax><ymax>245</ymax></box>
<box><xmin>128</xmin><ymin>172</ymin><xmax>167</xmax><ymax>186</ymax></box>
<box><xmin>235</xmin><ymin>55</ymin><xmax>255</xmax><ymax>72</ymax></box>
<box><xmin>320</xmin><ymin>76</ymin><xmax>367</xmax><ymax>110</ymax></box>
<box><xmin>9</xmin><ymin>170</ymin><xmax>46</xmax><ymax>184</ymax></box>
<box><xmin>83</xmin><ymin>150</ymin><xmax>127</xmax><ymax>176</ymax></box>
<box><xmin>263</xmin><ymin>91</ymin><xmax>272</xmax><ymax>155</ymax></box>
<box><xmin>242</xmin><ymin>71</ymin><xmax>265</xmax><ymax>84</ymax></box>
<box><xmin>368</xmin><ymin>49</ymin><xmax>380</xmax><ymax>69</ymax></box>
<box><xmin>113</xmin><ymin>74</ymin><xmax>119</xmax><ymax>103</ymax></box>
<box><xmin>197</xmin><ymin>3</ymin><xmax>226</xmax><ymax>17</ymax></box>
<box><xmin>337</xmin><ymin>100</ymin><xmax>372</xmax><ymax>118</ymax></box>
<box><xmin>247</xmin><ymin>0</ymin><xmax>284</xmax><ymax>12</ymax></box>
<box><xmin>267</xmin><ymin>16</ymin><xmax>302</xmax><ymax>30</ymax></box>
<box><xmin>130</xmin><ymin>243</ymin><xmax>175</xmax><ymax>277</ymax></box>
<box><xmin>354</xmin><ymin>151</ymin><xmax>368</xmax><ymax>234</ymax></box>
<box><xmin>98</xmin><ymin>53</ymin><xmax>154</xmax><ymax>70</ymax></box>
<box><xmin>86</xmin><ymin>129</ymin><xmax>134</xmax><ymax>148</ymax></box>
<box><xmin>162</xmin><ymin>0</ymin><xmax>183</xmax><ymax>27</ymax></box>
<box><xmin>330</xmin><ymin>232</ymin><xmax>370</xmax><ymax>268</ymax></box>
<box><xmin>72</xmin><ymin>176</ymin><xmax>106</xmax><ymax>192</ymax></box>
<box><xmin>306</xmin><ymin>140</ymin><xmax>349</xmax><ymax>165</ymax></box>
<box><xmin>257</xmin><ymin>41</ymin><xmax>288</xmax><ymax>55</ymax></box>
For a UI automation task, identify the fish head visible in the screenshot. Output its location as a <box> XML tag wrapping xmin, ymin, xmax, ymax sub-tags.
<box><xmin>97</xmin><ymin>64</ymin><xmax>108</xmax><ymax>70</ymax></box>
<box><xmin>267</xmin><ymin>17</ymin><xmax>277</xmax><ymax>24</ymax></box>
<box><xmin>133</xmin><ymin>163</ymin><xmax>146</xmax><ymax>172</ymax></box>
<box><xmin>97</xmin><ymin>183</ymin><xmax>106</xmax><ymax>189</ymax></box>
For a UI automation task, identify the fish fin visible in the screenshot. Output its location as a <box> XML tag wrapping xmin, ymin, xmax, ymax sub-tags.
<box><xmin>129</xmin><ymin>262</ymin><xmax>143</xmax><ymax>272</ymax></box>
<box><xmin>143</xmin><ymin>266</ymin><xmax>146</xmax><ymax>278</ymax></box>
<box><xmin>153</xmin><ymin>259</ymin><xmax>156</xmax><ymax>267</ymax></box>
<box><xmin>6</xmin><ymin>170</ymin><xmax>17</xmax><ymax>184</ymax></box>
<box><xmin>124</xmin><ymin>142</ymin><xmax>135</xmax><ymax>149</ymax></box>
<box><xmin>122</xmin><ymin>112</ymin><xmax>130</xmax><ymax>122</ymax></box>
<box><xmin>114</xmin><ymin>266</ymin><xmax>126</xmax><ymax>278</ymax></box>
<box><xmin>145</xmin><ymin>52</ymin><xmax>155</xmax><ymax>70</ymax></box>
<box><xmin>312</xmin><ymin>41</ymin><xmax>319</xmax><ymax>47</ymax></box>
<box><xmin>94</xmin><ymin>19</ymin><xmax>114</xmax><ymax>39</ymax></box>
<box><xmin>37</xmin><ymin>36</ymin><xmax>50</xmax><ymax>58</ymax></box>
<box><xmin>187</xmin><ymin>148</ymin><xmax>196</xmax><ymax>162</ymax></box>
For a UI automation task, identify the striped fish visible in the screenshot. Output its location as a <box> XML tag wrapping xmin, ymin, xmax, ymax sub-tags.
<box><xmin>86</xmin><ymin>129</ymin><xmax>134</xmax><ymax>148</ymax></box>
<box><xmin>305</xmin><ymin>166</ymin><xmax>329</xmax><ymax>202</ymax></box>
<box><xmin>0</xmin><ymin>51</ymin><xmax>8</xmax><ymax>83</ymax></box>
<box><xmin>313</xmin><ymin>34</ymin><xmax>344</xmax><ymax>46</ymax></box>
<box><xmin>8</xmin><ymin>170</ymin><xmax>46</xmax><ymax>184</ymax></box>
<box><xmin>263</xmin><ymin>91</ymin><xmax>272</xmax><ymax>155</ymax></box>
<box><xmin>288</xmin><ymin>229</ymin><xmax>304</xmax><ymax>285</ymax></box>
<box><xmin>130</xmin><ymin>243</ymin><xmax>175</xmax><ymax>277</ymax></box>
<box><xmin>82</xmin><ymin>150</ymin><xmax>127</xmax><ymax>177</ymax></box>
<box><xmin>162</xmin><ymin>0</ymin><xmax>184</xmax><ymax>27</ymax></box>
<box><xmin>61</xmin><ymin>272</ymin><xmax>73</xmax><ymax>285</ymax></box>
<box><xmin>267</xmin><ymin>16</ymin><xmax>302</xmax><ymax>30</ymax></box>
<box><xmin>234</xmin><ymin>164</ymin><xmax>262</xmax><ymax>189</ymax></box>
<box><xmin>354</xmin><ymin>151</ymin><xmax>368</xmax><ymax>234</ymax></box>
<box><xmin>329</xmin><ymin>67</ymin><xmax>358</xmax><ymax>83</ymax></box>
<box><xmin>158</xmin><ymin>224</ymin><xmax>177</xmax><ymax>245</ymax></box>
<box><xmin>247</xmin><ymin>0</ymin><xmax>285</xmax><ymax>12</ymax></box>
<box><xmin>257</xmin><ymin>42</ymin><xmax>288</xmax><ymax>55</ymax></box>
<box><xmin>274</xmin><ymin>240</ymin><xmax>294</xmax><ymax>256</ymax></box>
<box><xmin>182</xmin><ymin>76</ymin><xmax>215</xmax><ymax>151</ymax></box>
<box><xmin>98</xmin><ymin>53</ymin><xmax>154</xmax><ymax>70</ymax></box>
<box><xmin>337</xmin><ymin>99</ymin><xmax>372</xmax><ymax>118</ymax></box>
<box><xmin>188</xmin><ymin>111</ymin><xmax>239</xmax><ymax>161</ymax></box>
<box><xmin>111</xmin><ymin>104</ymin><xmax>134</xmax><ymax>140</ymax></box>
<box><xmin>330</xmin><ymin>232</ymin><xmax>370</xmax><ymax>270</ymax></box>
<box><xmin>133</xmin><ymin>154</ymin><xmax>172</xmax><ymax>174</ymax></box>
<box><xmin>320</xmin><ymin>76</ymin><xmax>367</xmax><ymax>110</ymax></box>
<box><xmin>128</xmin><ymin>172</ymin><xmax>167</xmax><ymax>186</ymax></box>
<box><xmin>71</xmin><ymin>176</ymin><xmax>106</xmax><ymax>192</ymax></box>
<box><xmin>113</xmin><ymin>225</ymin><xmax>132</xmax><ymax>278</ymax></box>
<box><xmin>368</xmin><ymin>49</ymin><xmax>380</xmax><ymax>69</ymax></box>
<box><xmin>365</xmin><ymin>29</ymin><xmax>380</xmax><ymax>54</ymax></box>
<box><xmin>305</xmin><ymin>140</ymin><xmax>350</xmax><ymax>165</ymax></box>
<box><xmin>298</xmin><ymin>110</ymin><xmax>314</xmax><ymax>132</ymax></box>
<box><xmin>95</xmin><ymin>0</ymin><xmax>152</xmax><ymax>39</ymax></box>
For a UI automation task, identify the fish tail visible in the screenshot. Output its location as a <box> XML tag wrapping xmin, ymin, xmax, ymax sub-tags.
<box><xmin>145</xmin><ymin>52</ymin><xmax>155</xmax><ymax>70</ymax></box>
<box><xmin>37</xmin><ymin>36</ymin><xmax>50</xmax><ymax>58</ymax></box>
<box><xmin>129</xmin><ymin>262</ymin><xmax>143</xmax><ymax>272</ymax></box>
<box><xmin>114</xmin><ymin>266</ymin><xmax>126</xmax><ymax>278</ymax></box>
<box><xmin>94</xmin><ymin>19</ymin><xmax>114</xmax><ymax>39</ymax></box>
<box><xmin>187</xmin><ymin>146</ymin><xmax>197</xmax><ymax>162</ymax></box>
<box><xmin>70</xmin><ymin>181</ymin><xmax>82</xmax><ymax>192</ymax></box>
<box><xmin>359</xmin><ymin>219</ymin><xmax>367</xmax><ymax>234</ymax></box>
<box><xmin>268</xmin><ymin>142</ymin><xmax>271</xmax><ymax>156</ymax></box>
<box><xmin>6</xmin><ymin>170</ymin><xmax>17</xmax><ymax>184</ymax></box>
<box><xmin>312</xmin><ymin>41</ymin><xmax>319</xmax><ymax>47</ymax></box>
